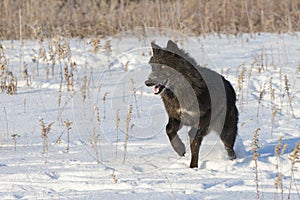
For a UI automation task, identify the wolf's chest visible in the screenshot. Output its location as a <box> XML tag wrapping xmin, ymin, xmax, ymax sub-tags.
<box><xmin>161</xmin><ymin>94</ymin><xmax>199</xmax><ymax>126</ymax></box>
<box><xmin>161</xmin><ymin>94</ymin><xmax>181</xmax><ymax>119</ymax></box>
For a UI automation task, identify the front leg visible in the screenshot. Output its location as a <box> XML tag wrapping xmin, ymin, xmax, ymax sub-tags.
<box><xmin>188</xmin><ymin>127</ymin><xmax>208</xmax><ymax>168</ymax></box>
<box><xmin>166</xmin><ymin>118</ymin><xmax>186</xmax><ymax>156</ymax></box>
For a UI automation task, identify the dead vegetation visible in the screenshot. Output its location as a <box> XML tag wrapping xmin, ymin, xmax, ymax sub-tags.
<box><xmin>1</xmin><ymin>0</ymin><xmax>300</xmax><ymax>40</ymax></box>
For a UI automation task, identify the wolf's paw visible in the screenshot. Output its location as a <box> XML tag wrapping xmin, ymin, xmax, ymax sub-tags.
<box><xmin>171</xmin><ymin>136</ymin><xmax>186</xmax><ymax>156</ymax></box>
<box><xmin>226</xmin><ymin>148</ymin><xmax>236</xmax><ymax>160</ymax></box>
<box><xmin>189</xmin><ymin>162</ymin><xmax>198</xmax><ymax>168</ymax></box>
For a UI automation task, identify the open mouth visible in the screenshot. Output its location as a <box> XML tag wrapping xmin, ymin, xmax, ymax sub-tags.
<box><xmin>145</xmin><ymin>80</ymin><xmax>166</xmax><ymax>95</ymax></box>
<box><xmin>153</xmin><ymin>84</ymin><xmax>165</xmax><ymax>95</ymax></box>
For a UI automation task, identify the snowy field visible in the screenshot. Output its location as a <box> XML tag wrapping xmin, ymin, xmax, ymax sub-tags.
<box><xmin>0</xmin><ymin>30</ymin><xmax>299</xmax><ymax>199</ymax></box>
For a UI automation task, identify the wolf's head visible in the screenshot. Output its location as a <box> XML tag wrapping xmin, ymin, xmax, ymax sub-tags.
<box><xmin>145</xmin><ymin>40</ymin><xmax>200</xmax><ymax>95</ymax></box>
<box><xmin>144</xmin><ymin>63</ymin><xmax>168</xmax><ymax>95</ymax></box>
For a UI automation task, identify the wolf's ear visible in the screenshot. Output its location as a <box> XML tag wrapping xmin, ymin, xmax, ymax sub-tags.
<box><xmin>151</xmin><ymin>42</ymin><xmax>162</xmax><ymax>54</ymax></box>
<box><xmin>167</xmin><ymin>40</ymin><xmax>179</xmax><ymax>52</ymax></box>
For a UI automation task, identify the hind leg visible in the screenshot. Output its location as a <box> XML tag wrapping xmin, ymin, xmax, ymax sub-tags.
<box><xmin>220</xmin><ymin>108</ymin><xmax>238</xmax><ymax>160</ymax></box>
<box><xmin>220</xmin><ymin>127</ymin><xmax>237</xmax><ymax>160</ymax></box>
<box><xmin>188</xmin><ymin>127</ymin><xmax>208</xmax><ymax>168</ymax></box>
<box><xmin>166</xmin><ymin>118</ymin><xmax>185</xmax><ymax>156</ymax></box>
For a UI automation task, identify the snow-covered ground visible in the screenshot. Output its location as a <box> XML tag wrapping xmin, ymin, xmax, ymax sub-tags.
<box><xmin>0</xmin><ymin>30</ymin><xmax>299</xmax><ymax>199</ymax></box>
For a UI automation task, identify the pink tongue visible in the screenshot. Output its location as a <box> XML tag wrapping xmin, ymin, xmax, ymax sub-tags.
<box><xmin>153</xmin><ymin>86</ymin><xmax>160</xmax><ymax>93</ymax></box>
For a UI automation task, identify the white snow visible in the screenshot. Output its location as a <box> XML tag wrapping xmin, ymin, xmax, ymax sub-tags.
<box><xmin>0</xmin><ymin>31</ymin><xmax>299</xmax><ymax>199</ymax></box>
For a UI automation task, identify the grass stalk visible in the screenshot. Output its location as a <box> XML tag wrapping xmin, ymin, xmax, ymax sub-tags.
<box><xmin>123</xmin><ymin>105</ymin><xmax>132</xmax><ymax>164</ymax></box>
<box><xmin>253</xmin><ymin>128</ymin><xmax>260</xmax><ymax>200</ymax></box>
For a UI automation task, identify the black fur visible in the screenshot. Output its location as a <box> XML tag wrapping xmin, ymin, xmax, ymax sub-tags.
<box><xmin>145</xmin><ymin>40</ymin><xmax>239</xmax><ymax>168</ymax></box>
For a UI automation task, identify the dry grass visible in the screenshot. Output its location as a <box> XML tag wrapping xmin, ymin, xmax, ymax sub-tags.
<box><xmin>91</xmin><ymin>128</ymin><xmax>102</xmax><ymax>165</ymax></box>
<box><xmin>288</xmin><ymin>142</ymin><xmax>300</xmax><ymax>199</ymax></box>
<box><xmin>11</xmin><ymin>133</ymin><xmax>20</xmax><ymax>151</ymax></box>
<box><xmin>115</xmin><ymin>110</ymin><xmax>120</xmax><ymax>160</ymax></box>
<box><xmin>39</xmin><ymin>119</ymin><xmax>55</xmax><ymax>154</ymax></box>
<box><xmin>257</xmin><ymin>83</ymin><xmax>266</xmax><ymax>118</ymax></box>
<box><xmin>1</xmin><ymin>0</ymin><xmax>300</xmax><ymax>40</ymax></box>
<box><xmin>64</xmin><ymin>120</ymin><xmax>72</xmax><ymax>153</ymax></box>
<box><xmin>123</xmin><ymin>104</ymin><xmax>133</xmax><ymax>164</ymax></box>
<box><xmin>0</xmin><ymin>46</ymin><xmax>17</xmax><ymax>95</ymax></box>
<box><xmin>252</xmin><ymin>128</ymin><xmax>261</xmax><ymax>200</ymax></box>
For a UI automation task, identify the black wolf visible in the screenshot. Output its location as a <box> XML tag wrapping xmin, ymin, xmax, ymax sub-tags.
<box><xmin>145</xmin><ymin>40</ymin><xmax>239</xmax><ymax>168</ymax></box>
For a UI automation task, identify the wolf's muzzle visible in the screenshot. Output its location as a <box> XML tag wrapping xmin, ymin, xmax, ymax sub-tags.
<box><xmin>145</xmin><ymin>80</ymin><xmax>156</xmax><ymax>87</ymax></box>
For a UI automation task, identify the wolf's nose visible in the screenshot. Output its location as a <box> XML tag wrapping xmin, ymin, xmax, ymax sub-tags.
<box><xmin>145</xmin><ymin>80</ymin><xmax>155</xmax><ymax>86</ymax></box>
